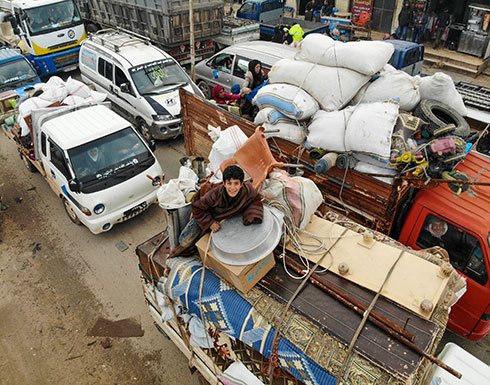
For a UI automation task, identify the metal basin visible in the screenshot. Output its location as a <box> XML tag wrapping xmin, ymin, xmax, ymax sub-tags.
<box><xmin>210</xmin><ymin>206</ymin><xmax>283</xmax><ymax>266</ymax></box>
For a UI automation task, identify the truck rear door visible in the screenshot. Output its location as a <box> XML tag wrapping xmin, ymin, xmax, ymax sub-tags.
<box><xmin>403</xmin><ymin>209</ymin><xmax>490</xmax><ymax>340</ymax></box>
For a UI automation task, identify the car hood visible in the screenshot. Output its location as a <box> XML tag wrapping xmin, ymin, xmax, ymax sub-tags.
<box><xmin>147</xmin><ymin>84</ymin><xmax>194</xmax><ymax>116</ymax></box>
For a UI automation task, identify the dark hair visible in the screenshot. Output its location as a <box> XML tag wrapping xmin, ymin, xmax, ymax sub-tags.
<box><xmin>223</xmin><ymin>165</ymin><xmax>244</xmax><ymax>182</ymax></box>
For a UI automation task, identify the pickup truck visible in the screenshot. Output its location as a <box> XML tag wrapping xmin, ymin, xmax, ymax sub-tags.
<box><xmin>179</xmin><ymin>89</ymin><xmax>490</xmax><ymax>342</ymax></box>
<box><xmin>2</xmin><ymin>102</ymin><xmax>164</xmax><ymax>234</ymax></box>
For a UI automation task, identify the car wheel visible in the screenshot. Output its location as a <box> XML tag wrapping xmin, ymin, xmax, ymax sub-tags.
<box><xmin>63</xmin><ymin>198</ymin><xmax>81</xmax><ymax>225</ymax></box>
<box><xmin>137</xmin><ymin>118</ymin><xmax>153</xmax><ymax>142</ymax></box>
<box><xmin>414</xmin><ymin>99</ymin><xmax>470</xmax><ymax>139</ymax></box>
<box><xmin>197</xmin><ymin>80</ymin><xmax>211</xmax><ymax>99</ymax></box>
<box><xmin>20</xmin><ymin>153</ymin><xmax>36</xmax><ymax>173</ymax></box>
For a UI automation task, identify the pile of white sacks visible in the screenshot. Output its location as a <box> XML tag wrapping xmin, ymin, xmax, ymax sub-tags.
<box><xmin>253</xmin><ymin>34</ymin><xmax>468</xmax><ymax>183</ymax></box>
<box><xmin>18</xmin><ymin>76</ymin><xmax>107</xmax><ymax>136</ymax></box>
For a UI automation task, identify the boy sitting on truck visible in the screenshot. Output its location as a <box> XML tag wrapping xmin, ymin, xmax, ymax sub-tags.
<box><xmin>169</xmin><ymin>165</ymin><xmax>263</xmax><ymax>258</ymax></box>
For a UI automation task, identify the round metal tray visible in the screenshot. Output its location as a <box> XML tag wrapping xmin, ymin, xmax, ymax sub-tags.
<box><xmin>210</xmin><ymin>206</ymin><xmax>283</xmax><ymax>266</ymax></box>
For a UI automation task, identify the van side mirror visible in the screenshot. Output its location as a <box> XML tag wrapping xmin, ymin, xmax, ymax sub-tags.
<box><xmin>69</xmin><ymin>178</ymin><xmax>81</xmax><ymax>193</ymax></box>
<box><xmin>120</xmin><ymin>83</ymin><xmax>130</xmax><ymax>93</ymax></box>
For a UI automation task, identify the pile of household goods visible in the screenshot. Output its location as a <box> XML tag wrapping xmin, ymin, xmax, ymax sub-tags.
<box><xmin>4</xmin><ymin>76</ymin><xmax>106</xmax><ymax>139</ymax></box>
<box><xmin>144</xmin><ymin>124</ymin><xmax>466</xmax><ymax>385</ymax></box>
<box><xmin>252</xmin><ymin>34</ymin><xmax>472</xmax><ymax>184</ymax></box>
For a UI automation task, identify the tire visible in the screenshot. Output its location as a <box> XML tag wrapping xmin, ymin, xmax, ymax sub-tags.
<box><xmin>20</xmin><ymin>153</ymin><xmax>36</xmax><ymax>173</ymax></box>
<box><xmin>137</xmin><ymin>118</ymin><xmax>153</xmax><ymax>142</ymax></box>
<box><xmin>413</xmin><ymin>99</ymin><xmax>470</xmax><ymax>139</ymax></box>
<box><xmin>86</xmin><ymin>23</ymin><xmax>99</xmax><ymax>33</ymax></box>
<box><xmin>63</xmin><ymin>198</ymin><xmax>81</xmax><ymax>225</ymax></box>
<box><xmin>197</xmin><ymin>80</ymin><xmax>211</xmax><ymax>99</ymax></box>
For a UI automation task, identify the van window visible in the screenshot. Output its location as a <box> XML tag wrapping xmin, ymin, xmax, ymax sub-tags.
<box><xmin>81</xmin><ymin>48</ymin><xmax>97</xmax><ymax>71</ymax></box>
<box><xmin>41</xmin><ymin>132</ymin><xmax>47</xmax><ymax>156</ymax></box>
<box><xmin>49</xmin><ymin>139</ymin><xmax>70</xmax><ymax>179</ymax></box>
<box><xmin>210</xmin><ymin>53</ymin><xmax>234</xmax><ymax>74</ymax></box>
<box><xmin>402</xmin><ymin>48</ymin><xmax>418</xmax><ymax>67</ymax></box>
<box><xmin>233</xmin><ymin>56</ymin><xmax>250</xmax><ymax>79</ymax></box>
<box><xmin>263</xmin><ymin>1</ymin><xmax>273</xmax><ymax>12</ymax></box>
<box><xmin>417</xmin><ymin>214</ymin><xmax>488</xmax><ymax>286</ymax></box>
<box><xmin>115</xmin><ymin>66</ymin><xmax>130</xmax><ymax>87</ymax></box>
<box><xmin>239</xmin><ymin>2</ymin><xmax>257</xmax><ymax>15</ymax></box>
<box><xmin>98</xmin><ymin>58</ymin><xmax>113</xmax><ymax>81</ymax></box>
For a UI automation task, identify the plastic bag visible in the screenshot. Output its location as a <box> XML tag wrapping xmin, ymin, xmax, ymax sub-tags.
<box><xmin>208</xmin><ymin>125</ymin><xmax>248</xmax><ymax>174</ymax></box>
<box><xmin>157</xmin><ymin>180</ymin><xmax>186</xmax><ymax>209</ymax></box>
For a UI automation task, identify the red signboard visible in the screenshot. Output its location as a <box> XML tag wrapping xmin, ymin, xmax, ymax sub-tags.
<box><xmin>351</xmin><ymin>0</ymin><xmax>373</xmax><ymax>18</ymax></box>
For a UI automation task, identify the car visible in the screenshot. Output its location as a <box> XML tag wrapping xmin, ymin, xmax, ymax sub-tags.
<box><xmin>79</xmin><ymin>29</ymin><xmax>203</xmax><ymax>142</ymax></box>
<box><xmin>194</xmin><ymin>41</ymin><xmax>296</xmax><ymax>99</ymax></box>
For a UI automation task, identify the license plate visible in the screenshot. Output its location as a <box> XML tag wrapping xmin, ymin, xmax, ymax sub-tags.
<box><xmin>123</xmin><ymin>201</ymin><xmax>147</xmax><ymax>218</ymax></box>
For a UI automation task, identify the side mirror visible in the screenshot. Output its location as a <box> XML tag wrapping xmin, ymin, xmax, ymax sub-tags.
<box><xmin>120</xmin><ymin>83</ymin><xmax>130</xmax><ymax>93</ymax></box>
<box><xmin>69</xmin><ymin>178</ymin><xmax>81</xmax><ymax>193</ymax></box>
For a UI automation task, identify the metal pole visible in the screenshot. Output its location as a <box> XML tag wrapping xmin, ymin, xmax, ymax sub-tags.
<box><xmin>189</xmin><ymin>0</ymin><xmax>196</xmax><ymax>82</ymax></box>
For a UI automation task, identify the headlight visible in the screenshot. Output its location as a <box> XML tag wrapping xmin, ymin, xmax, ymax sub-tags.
<box><xmin>94</xmin><ymin>204</ymin><xmax>105</xmax><ymax>214</ymax></box>
<box><xmin>152</xmin><ymin>114</ymin><xmax>173</xmax><ymax>121</ymax></box>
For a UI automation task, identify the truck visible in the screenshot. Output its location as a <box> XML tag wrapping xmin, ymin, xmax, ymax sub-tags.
<box><xmin>76</xmin><ymin>0</ymin><xmax>224</xmax><ymax>65</ymax></box>
<box><xmin>2</xmin><ymin>102</ymin><xmax>164</xmax><ymax>234</ymax></box>
<box><xmin>0</xmin><ymin>0</ymin><xmax>86</xmax><ymax>76</ymax></box>
<box><xmin>178</xmin><ymin>89</ymin><xmax>490</xmax><ymax>342</ymax></box>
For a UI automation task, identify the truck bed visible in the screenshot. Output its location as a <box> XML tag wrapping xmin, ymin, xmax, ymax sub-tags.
<box><xmin>180</xmin><ymin>89</ymin><xmax>410</xmax><ymax>234</ymax></box>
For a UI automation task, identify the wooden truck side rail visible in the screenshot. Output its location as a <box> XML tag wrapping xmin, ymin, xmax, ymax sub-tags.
<box><xmin>180</xmin><ymin>90</ymin><xmax>410</xmax><ymax>234</ymax></box>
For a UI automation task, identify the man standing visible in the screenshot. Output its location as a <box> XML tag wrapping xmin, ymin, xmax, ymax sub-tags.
<box><xmin>397</xmin><ymin>1</ymin><xmax>412</xmax><ymax>40</ymax></box>
<box><xmin>434</xmin><ymin>7</ymin><xmax>451</xmax><ymax>49</ymax></box>
<box><xmin>412</xmin><ymin>6</ymin><xmax>427</xmax><ymax>44</ymax></box>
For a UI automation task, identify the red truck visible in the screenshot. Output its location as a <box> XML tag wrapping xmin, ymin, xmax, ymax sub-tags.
<box><xmin>179</xmin><ymin>89</ymin><xmax>490</xmax><ymax>341</ymax></box>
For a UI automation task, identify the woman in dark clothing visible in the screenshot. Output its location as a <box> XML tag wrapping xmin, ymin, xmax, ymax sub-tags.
<box><xmin>240</xmin><ymin>60</ymin><xmax>267</xmax><ymax>119</ymax></box>
<box><xmin>397</xmin><ymin>1</ymin><xmax>412</xmax><ymax>40</ymax></box>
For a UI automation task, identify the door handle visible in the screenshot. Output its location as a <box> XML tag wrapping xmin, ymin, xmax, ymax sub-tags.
<box><xmin>50</xmin><ymin>170</ymin><xmax>56</xmax><ymax>179</ymax></box>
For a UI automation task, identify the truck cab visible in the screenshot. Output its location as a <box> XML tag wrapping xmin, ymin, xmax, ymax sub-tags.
<box><xmin>32</xmin><ymin>103</ymin><xmax>164</xmax><ymax>234</ymax></box>
<box><xmin>398</xmin><ymin>151</ymin><xmax>490</xmax><ymax>341</ymax></box>
<box><xmin>0</xmin><ymin>46</ymin><xmax>40</xmax><ymax>94</ymax></box>
<box><xmin>385</xmin><ymin>40</ymin><xmax>424</xmax><ymax>76</ymax></box>
<box><xmin>2</xmin><ymin>0</ymin><xmax>86</xmax><ymax>75</ymax></box>
<box><xmin>237</xmin><ymin>0</ymin><xmax>284</xmax><ymax>22</ymax></box>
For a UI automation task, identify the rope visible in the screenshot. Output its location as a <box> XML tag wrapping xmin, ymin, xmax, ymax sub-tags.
<box><xmin>335</xmin><ymin>249</ymin><xmax>405</xmax><ymax>385</ymax></box>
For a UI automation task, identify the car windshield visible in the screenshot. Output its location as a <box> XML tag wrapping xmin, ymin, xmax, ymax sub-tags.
<box><xmin>68</xmin><ymin>127</ymin><xmax>151</xmax><ymax>185</ymax></box>
<box><xmin>129</xmin><ymin>59</ymin><xmax>189</xmax><ymax>96</ymax></box>
<box><xmin>25</xmin><ymin>0</ymin><xmax>81</xmax><ymax>35</ymax></box>
<box><xmin>0</xmin><ymin>58</ymin><xmax>38</xmax><ymax>91</ymax></box>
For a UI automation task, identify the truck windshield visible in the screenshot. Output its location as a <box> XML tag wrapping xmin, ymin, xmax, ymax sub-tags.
<box><xmin>68</xmin><ymin>127</ymin><xmax>154</xmax><ymax>192</ymax></box>
<box><xmin>0</xmin><ymin>58</ymin><xmax>38</xmax><ymax>92</ymax></box>
<box><xmin>25</xmin><ymin>0</ymin><xmax>82</xmax><ymax>35</ymax></box>
<box><xmin>129</xmin><ymin>59</ymin><xmax>189</xmax><ymax>96</ymax></box>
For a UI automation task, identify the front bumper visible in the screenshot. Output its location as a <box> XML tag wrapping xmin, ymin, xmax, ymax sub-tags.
<box><xmin>150</xmin><ymin>118</ymin><xmax>182</xmax><ymax>140</ymax></box>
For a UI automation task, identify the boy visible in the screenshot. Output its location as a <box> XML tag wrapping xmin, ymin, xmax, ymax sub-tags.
<box><xmin>169</xmin><ymin>165</ymin><xmax>263</xmax><ymax>258</ymax></box>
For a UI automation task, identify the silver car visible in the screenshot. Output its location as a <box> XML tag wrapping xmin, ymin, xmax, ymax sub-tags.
<box><xmin>194</xmin><ymin>41</ymin><xmax>296</xmax><ymax>99</ymax></box>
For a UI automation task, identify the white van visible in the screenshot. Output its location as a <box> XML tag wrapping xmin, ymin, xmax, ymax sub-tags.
<box><xmin>29</xmin><ymin>103</ymin><xmax>164</xmax><ymax>234</ymax></box>
<box><xmin>78</xmin><ymin>29</ymin><xmax>203</xmax><ymax>142</ymax></box>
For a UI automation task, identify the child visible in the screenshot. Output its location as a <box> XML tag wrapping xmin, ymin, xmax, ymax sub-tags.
<box><xmin>212</xmin><ymin>85</ymin><xmax>241</xmax><ymax>105</ymax></box>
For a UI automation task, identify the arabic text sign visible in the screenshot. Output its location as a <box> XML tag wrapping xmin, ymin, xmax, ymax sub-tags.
<box><xmin>351</xmin><ymin>0</ymin><xmax>372</xmax><ymax>17</ymax></box>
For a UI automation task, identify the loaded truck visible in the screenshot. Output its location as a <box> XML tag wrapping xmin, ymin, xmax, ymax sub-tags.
<box><xmin>178</xmin><ymin>89</ymin><xmax>490</xmax><ymax>342</ymax></box>
<box><xmin>2</xmin><ymin>102</ymin><xmax>164</xmax><ymax>234</ymax></box>
<box><xmin>0</xmin><ymin>0</ymin><xmax>86</xmax><ymax>75</ymax></box>
<box><xmin>76</xmin><ymin>0</ymin><xmax>224</xmax><ymax>65</ymax></box>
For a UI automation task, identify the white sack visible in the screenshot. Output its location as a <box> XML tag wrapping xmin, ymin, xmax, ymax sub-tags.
<box><xmin>208</xmin><ymin>125</ymin><xmax>248</xmax><ymax>174</ymax></box>
<box><xmin>62</xmin><ymin>95</ymin><xmax>85</xmax><ymax>106</ymax></box>
<box><xmin>254</xmin><ymin>107</ymin><xmax>290</xmax><ymax>125</ymax></box>
<box><xmin>354</xmin><ymin>161</ymin><xmax>397</xmax><ymax>185</ymax></box>
<box><xmin>352</xmin><ymin>66</ymin><xmax>420</xmax><ymax>111</ymax></box>
<box><xmin>417</xmin><ymin>72</ymin><xmax>468</xmax><ymax>116</ymax></box>
<box><xmin>66</xmin><ymin>77</ymin><xmax>92</xmax><ymax>98</ymax></box>
<box><xmin>262</xmin><ymin>121</ymin><xmax>306</xmax><ymax>145</ymax></box>
<box><xmin>253</xmin><ymin>83</ymin><xmax>319</xmax><ymax>120</ymax></box>
<box><xmin>84</xmin><ymin>90</ymin><xmax>107</xmax><ymax>103</ymax></box>
<box><xmin>293</xmin><ymin>176</ymin><xmax>323</xmax><ymax>229</ymax></box>
<box><xmin>157</xmin><ymin>180</ymin><xmax>186</xmax><ymax>209</ymax></box>
<box><xmin>269</xmin><ymin>59</ymin><xmax>370</xmax><ymax>111</ymax></box>
<box><xmin>306</xmin><ymin>107</ymin><xmax>354</xmax><ymax>152</ymax></box>
<box><xmin>18</xmin><ymin>97</ymin><xmax>52</xmax><ymax>135</ymax></box>
<box><xmin>39</xmin><ymin>84</ymin><xmax>68</xmax><ymax>102</ymax></box>
<box><xmin>296</xmin><ymin>34</ymin><xmax>394</xmax><ymax>76</ymax></box>
<box><xmin>345</xmin><ymin>102</ymin><xmax>399</xmax><ymax>162</ymax></box>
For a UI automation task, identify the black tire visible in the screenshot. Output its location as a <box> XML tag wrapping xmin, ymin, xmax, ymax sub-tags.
<box><xmin>197</xmin><ymin>80</ymin><xmax>211</xmax><ymax>99</ymax></box>
<box><xmin>86</xmin><ymin>23</ymin><xmax>99</xmax><ymax>34</ymax></box>
<box><xmin>137</xmin><ymin>118</ymin><xmax>153</xmax><ymax>142</ymax></box>
<box><xmin>63</xmin><ymin>198</ymin><xmax>81</xmax><ymax>225</ymax></box>
<box><xmin>20</xmin><ymin>153</ymin><xmax>36</xmax><ymax>173</ymax></box>
<box><xmin>413</xmin><ymin>99</ymin><xmax>470</xmax><ymax>139</ymax></box>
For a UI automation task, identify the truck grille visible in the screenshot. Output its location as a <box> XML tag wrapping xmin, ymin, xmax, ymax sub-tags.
<box><xmin>53</xmin><ymin>51</ymin><xmax>79</xmax><ymax>67</ymax></box>
<box><xmin>49</xmin><ymin>41</ymin><xmax>76</xmax><ymax>50</ymax></box>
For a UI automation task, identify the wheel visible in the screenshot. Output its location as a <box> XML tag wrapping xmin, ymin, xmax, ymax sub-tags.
<box><xmin>413</xmin><ymin>99</ymin><xmax>470</xmax><ymax>139</ymax></box>
<box><xmin>86</xmin><ymin>23</ymin><xmax>99</xmax><ymax>33</ymax></box>
<box><xmin>136</xmin><ymin>118</ymin><xmax>153</xmax><ymax>142</ymax></box>
<box><xmin>63</xmin><ymin>198</ymin><xmax>81</xmax><ymax>225</ymax></box>
<box><xmin>197</xmin><ymin>80</ymin><xmax>211</xmax><ymax>99</ymax></box>
<box><xmin>20</xmin><ymin>153</ymin><xmax>36</xmax><ymax>173</ymax></box>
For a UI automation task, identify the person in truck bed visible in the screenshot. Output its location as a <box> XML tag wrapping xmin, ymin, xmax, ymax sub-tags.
<box><xmin>169</xmin><ymin>165</ymin><xmax>264</xmax><ymax>258</ymax></box>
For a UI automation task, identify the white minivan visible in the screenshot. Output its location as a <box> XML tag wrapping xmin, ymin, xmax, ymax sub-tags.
<box><xmin>78</xmin><ymin>29</ymin><xmax>203</xmax><ymax>141</ymax></box>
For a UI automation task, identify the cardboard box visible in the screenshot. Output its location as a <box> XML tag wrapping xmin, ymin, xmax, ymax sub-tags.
<box><xmin>196</xmin><ymin>233</ymin><xmax>275</xmax><ymax>293</ymax></box>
